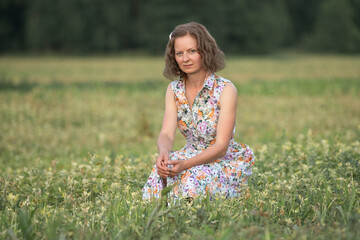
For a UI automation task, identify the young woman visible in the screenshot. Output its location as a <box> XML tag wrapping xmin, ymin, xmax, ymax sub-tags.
<box><xmin>142</xmin><ymin>22</ymin><xmax>255</xmax><ymax>200</ymax></box>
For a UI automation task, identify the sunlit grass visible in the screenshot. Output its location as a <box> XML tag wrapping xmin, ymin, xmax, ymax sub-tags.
<box><xmin>1</xmin><ymin>137</ymin><xmax>359</xmax><ymax>239</ymax></box>
<box><xmin>1</xmin><ymin>53</ymin><xmax>360</xmax><ymax>83</ymax></box>
<box><xmin>224</xmin><ymin>54</ymin><xmax>360</xmax><ymax>82</ymax></box>
<box><xmin>0</xmin><ymin>54</ymin><xmax>359</xmax><ymax>239</ymax></box>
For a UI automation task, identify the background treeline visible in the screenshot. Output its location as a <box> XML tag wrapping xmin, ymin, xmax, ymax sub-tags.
<box><xmin>1</xmin><ymin>0</ymin><xmax>360</xmax><ymax>54</ymax></box>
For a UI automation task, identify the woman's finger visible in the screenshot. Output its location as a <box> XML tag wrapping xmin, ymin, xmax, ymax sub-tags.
<box><xmin>163</xmin><ymin>153</ymin><xmax>169</xmax><ymax>162</ymax></box>
<box><xmin>168</xmin><ymin>172</ymin><xmax>177</xmax><ymax>177</ymax></box>
<box><xmin>158</xmin><ymin>172</ymin><xmax>167</xmax><ymax>178</ymax></box>
<box><xmin>156</xmin><ymin>158</ymin><xmax>167</xmax><ymax>168</ymax></box>
<box><xmin>157</xmin><ymin>167</ymin><xmax>169</xmax><ymax>176</ymax></box>
<box><xmin>167</xmin><ymin>167</ymin><xmax>176</xmax><ymax>177</ymax></box>
<box><xmin>157</xmin><ymin>164</ymin><xmax>169</xmax><ymax>172</ymax></box>
<box><xmin>159</xmin><ymin>173</ymin><xmax>168</xmax><ymax>178</ymax></box>
<box><xmin>159</xmin><ymin>169</ymin><xmax>169</xmax><ymax>175</ymax></box>
<box><xmin>156</xmin><ymin>158</ymin><xmax>164</xmax><ymax>167</ymax></box>
<box><xmin>164</xmin><ymin>159</ymin><xmax>176</xmax><ymax>166</ymax></box>
<box><xmin>157</xmin><ymin>166</ymin><xmax>168</xmax><ymax>173</ymax></box>
<box><xmin>158</xmin><ymin>152</ymin><xmax>169</xmax><ymax>163</ymax></box>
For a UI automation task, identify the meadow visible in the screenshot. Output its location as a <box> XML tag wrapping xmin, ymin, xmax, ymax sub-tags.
<box><xmin>0</xmin><ymin>54</ymin><xmax>359</xmax><ymax>239</ymax></box>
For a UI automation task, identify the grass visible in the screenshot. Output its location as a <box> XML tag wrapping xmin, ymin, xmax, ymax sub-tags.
<box><xmin>0</xmin><ymin>53</ymin><xmax>359</xmax><ymax>239</ymax></box>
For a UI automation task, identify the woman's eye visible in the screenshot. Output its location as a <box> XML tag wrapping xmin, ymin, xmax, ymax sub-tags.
<box><xmin>176</xmin><ymin>52</ymin><xmax>183</xmax><ymax>56</ymax></box>
<box><xmin>190</xmin><ymin>49</ymin><xmax>196</xmax><ymax>53</ymax></box>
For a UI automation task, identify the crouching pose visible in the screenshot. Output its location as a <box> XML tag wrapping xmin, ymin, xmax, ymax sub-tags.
<box><xmin>142</xmin><ymin>22</ymin><xmax>255</xmax><ymax>200</ymax></box>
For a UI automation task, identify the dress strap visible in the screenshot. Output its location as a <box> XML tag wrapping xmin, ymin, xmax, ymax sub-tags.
<box><xmin>212</xmin><ymin>74</ymin><xmax>231</xmax><ymax>105</ymax></box>
<box><xmin>171</xmin><ymin>79</ymin><xmax>186</xmax><ymax>102</ymax></box>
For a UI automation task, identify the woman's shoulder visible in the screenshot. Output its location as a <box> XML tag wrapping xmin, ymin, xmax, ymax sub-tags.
<box><xmin>214</xmin><ymin>74</ymin><xmax>232</xmax><ymax>84</ymax></box>
<box><xmin>215</xmin><ymin>75</ymin><xmax>238</xmax><ymax>106</ymax></box>
<box><xmin>213</xmin><ymin>74</ymin><xmax>235</xmax><ymax>93</ymax></box>
<box><xmin>170</xmin><ymin>77</ymin><xmax>185</xmax><ymax>93</ymax></box>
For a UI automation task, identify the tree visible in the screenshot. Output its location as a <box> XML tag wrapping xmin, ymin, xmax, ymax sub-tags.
<box><xmin>306</xmin><ymin>0</ymin><xmax>360</xmax><ymax>52</ymax></box>
<box><xmin>224</xmin><ymin>0</ymin><xmax>292</xmax><ymax>54</ymax></box>
<box><xmin>0</xmin><ymin>0</ymin><xmax>27</xmax><ymax>52</ymax></box>
<box><xmin>284</xmin><ymin>0</ymin><xmax>324</xmax><ymax>46</ymax></box>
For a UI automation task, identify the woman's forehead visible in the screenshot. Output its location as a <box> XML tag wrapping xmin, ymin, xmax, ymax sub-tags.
<box><xmin>174</xmin><ymin>35</ymin><xmax>197</xmax><ymax>51</ymax></box>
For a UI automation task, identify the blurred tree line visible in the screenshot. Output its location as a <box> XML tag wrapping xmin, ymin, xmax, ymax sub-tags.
<box><xmin>1</xmin><ymin>0</ymin><xmax>360</xmax><ymax>54</ymax></box>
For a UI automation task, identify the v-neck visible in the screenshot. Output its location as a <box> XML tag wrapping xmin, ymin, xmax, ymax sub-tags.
<box><xmin>184</xmin><ymin>79</ymin><xmax>204</xmax><ymax>112</ymax></box>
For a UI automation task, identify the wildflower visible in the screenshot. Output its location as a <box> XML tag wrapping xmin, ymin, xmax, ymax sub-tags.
<box><xmin>7</xmin><ymin>193</ymin><xmax>18</xmax><ymax>205</ymax></box>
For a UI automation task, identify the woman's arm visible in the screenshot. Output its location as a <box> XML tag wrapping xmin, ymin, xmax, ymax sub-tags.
<box><xmin>165</xmin><ymin>82</ymin><xmax>238</xmax><ymax>177</ymax></box>
<box><xmin>156</xmin><ymin>83</ymin><xmax>178</xmax><ymax>178</ymax></box>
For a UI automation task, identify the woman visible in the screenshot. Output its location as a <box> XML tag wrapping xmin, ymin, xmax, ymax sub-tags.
<box><xmin>142</xmin><ymin>22</ymin><xmax>255</xmax><ymax>200</ymax></box>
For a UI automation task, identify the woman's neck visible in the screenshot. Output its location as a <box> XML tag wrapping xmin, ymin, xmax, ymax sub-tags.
<box><xmin>186</xmin><ymin>69</ymin><xmax>208</xmax><ymax>89</ymax></box>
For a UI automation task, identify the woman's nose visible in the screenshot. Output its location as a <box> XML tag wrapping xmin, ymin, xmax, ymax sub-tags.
<box><xmin>183</xmin><ymin>53</ymin><xmax>189</xmax><ymax>61</ymax></box>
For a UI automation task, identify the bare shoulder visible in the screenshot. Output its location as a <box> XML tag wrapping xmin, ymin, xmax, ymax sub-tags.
<box><xmin>220</xmin><ymin>81</ymin><xmax>238</xmax><ymax>102</ymax></box>
<box><xmin>166</xmin><ymin>82</ymin><xmax>172</xmax><ymax>91</ymax></box>
<box><xmin>165</xmin><ymin>82</ymin><xmax>176</xmax><ymax>102</ymax></box>
<box><xmin>218</xmin><ymin>81</ymin><xmax>237</xmax><ymax>111</ymax></box>
<box><xmin>166</xmin><ymin>82</ymin><xmax>174</xmax><ymax>95</ymax></box>
<box><xmin>223</xmin><ymin>81</ymin><xmax>238</xmax><ymax>95</ymax></box>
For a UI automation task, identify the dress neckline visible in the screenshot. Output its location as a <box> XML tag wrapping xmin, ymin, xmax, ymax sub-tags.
<box><xmin>181</xmin><ymin>73</ymin><xmax>214</xmax><ymax>111</ymax></box>
<box><xmin>184</xmin><ymin>79</ymin><xmax>204</xmax><ymax>112</ymax></box>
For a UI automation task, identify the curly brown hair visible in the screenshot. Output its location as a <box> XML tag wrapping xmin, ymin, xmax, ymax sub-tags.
<box><xmin>163</xmin><ymin>22</ymin><xmax>225</xmax><ymax>80</ymax></box>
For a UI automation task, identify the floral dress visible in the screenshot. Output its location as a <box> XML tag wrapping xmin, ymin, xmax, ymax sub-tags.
<box><xmin>142</xmin><ymin>73</ymin><xmax>255</xmax><ymax>200</ymax></box>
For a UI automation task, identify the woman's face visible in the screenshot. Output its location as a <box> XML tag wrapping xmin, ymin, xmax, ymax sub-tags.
<box><xmin>174</xmin><ymin>34</ymin><xmax>204</xmax><ymax>76</ymax></box>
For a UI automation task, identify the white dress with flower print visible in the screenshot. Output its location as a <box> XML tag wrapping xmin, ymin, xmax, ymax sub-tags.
<box><xmin>142</xmin><ymin>74</ymin><xmax>255</xmax><ymax>200</ymax></box>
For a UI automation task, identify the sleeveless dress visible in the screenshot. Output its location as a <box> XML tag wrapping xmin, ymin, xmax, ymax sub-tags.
<box><xmin>142</xmin><ymin>73</ymin><xmax>255</xmax><ymax>200</ymax></box>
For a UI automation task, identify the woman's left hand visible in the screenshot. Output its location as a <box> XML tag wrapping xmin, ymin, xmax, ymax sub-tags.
<box><xmin>165</xmin><ymin>160</ymin><xmax>186</xmax><ymax>177</ymax></box>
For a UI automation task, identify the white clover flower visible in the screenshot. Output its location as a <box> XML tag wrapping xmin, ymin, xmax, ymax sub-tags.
<box><xmin>100</xmin><ymin>178</ymin><xmax>107</xmax><ymax>184</ymax></box>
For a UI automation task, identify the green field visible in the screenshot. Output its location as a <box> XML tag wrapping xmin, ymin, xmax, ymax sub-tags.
<box><xmin>0</xmin><ymin>54</ymin><xmax>359</xmax><ymax>239</ymax></box>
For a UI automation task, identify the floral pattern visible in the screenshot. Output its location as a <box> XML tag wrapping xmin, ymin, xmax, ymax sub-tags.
<box><xmin>142</xmin><ymin>74</ymin><xmax>255</xmax><ymax>200</ymax></box>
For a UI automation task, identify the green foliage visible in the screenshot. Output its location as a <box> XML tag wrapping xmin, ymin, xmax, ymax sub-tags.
<box><xmin>1</xmin><ymin>0</ymin><xmax>360</xmax><ymax>53</ymax></box>
<box><xmin>0</xmin><ymin>136</ymin><xmax>359</xmax><ymax>239</ymax></box>
<box><xmin>351</xmin><ymin>0</ymin><xmax>360</xmax><ymax>29</ymax></box>
<box><xmin>0</xmin><ymin>55</ymin><xmax>359</xmax><ymax>238</ymax></box>
<box><xmin>283</xmin><ymin>0</ymin><xmax>324</xmax><ymax>46</ymax></box>
<box><xmin>306</xmin><ymin>0</ymin><xmax>360</xmax><ymax>53</ymax></box>
<box><xmin>225</xmin><ymin>0</ymin><xmax>293</xmax><ymax>54</ymax></box>
<box><xmin>0</xmin><ymin>0</ymin><xmax>26</xmax><ymax>52</ymax></box>
<box><xmin>1</xmin><ymin>54</ymin><xmax>360</xmax><ymax>168</ymax></box>
<box><xmin>26</xmin><ymin>0</ymin><xmax>135</xmax><ymax>52</ymax></box>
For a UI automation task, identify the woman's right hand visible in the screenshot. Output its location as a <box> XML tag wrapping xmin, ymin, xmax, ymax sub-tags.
<box><xmin>156</xmin><ymin>151</ymin><xmax>170</xmax><ymax>178</ymax></box>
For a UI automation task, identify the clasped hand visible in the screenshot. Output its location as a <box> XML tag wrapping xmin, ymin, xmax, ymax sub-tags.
<box><xmin>156</xmin><ymin>152</ymin><xmax>185</xmax><ymax>178</ymax></box>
